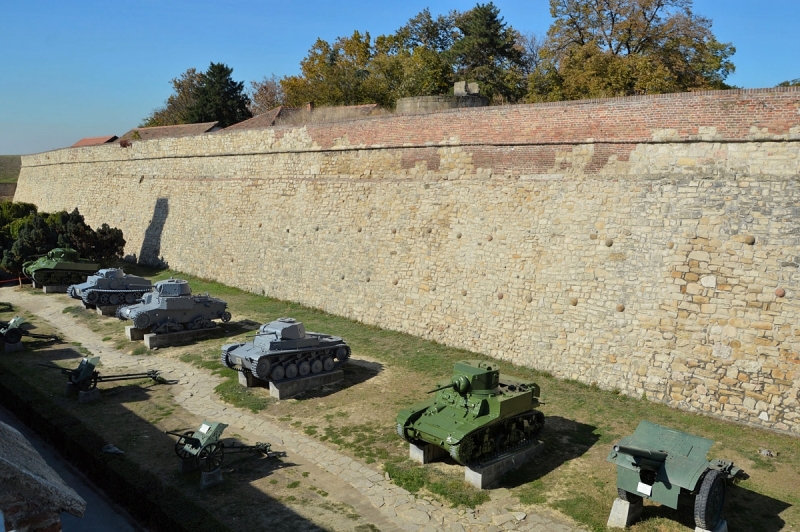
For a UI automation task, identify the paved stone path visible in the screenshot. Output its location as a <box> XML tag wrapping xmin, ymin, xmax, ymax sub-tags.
<box><xmin>3</xmin><ymin>288</ymin><xmax>585</xmax><ymax>532</ymax></box>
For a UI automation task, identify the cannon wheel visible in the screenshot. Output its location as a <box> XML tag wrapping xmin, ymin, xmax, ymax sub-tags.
<box><xmin>617</xmin><ymin>488</ymin><xmax>643</xmax><ymax>505</ymax></box>
<box><xmin>174</xmin><ymin>431</ymin><xmax>196</xmax><ymax>459</ymax></box>
<box><xmin>694</xmin><ymin>469</ymin><xmax>726</xmax><ymax>530</ymax></box>
<box><xmin>4</xmin><ymin>327</ymin><xmax>22</xmax><ymax>345</ymax></box>
<box><xmin>197</xmin><ymin>442</ymin><xmax>224</xmax><ymax>472</ymax></box>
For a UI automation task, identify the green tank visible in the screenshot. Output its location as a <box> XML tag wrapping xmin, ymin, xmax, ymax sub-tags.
<box><xmin>396</xmin><ymin>360</ymin><xmax>544</xmax><ymax>466</ymax></box>
<box><xmin>22</xmin><ymin>248</ymin><xmax>99</xmax><ymax>286</ymax></box>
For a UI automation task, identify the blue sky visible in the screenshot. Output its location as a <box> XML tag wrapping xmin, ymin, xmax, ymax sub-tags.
<box><xmin>2</xmin><ymin>0</ymin><xmax>798</xmax><ymax>155</ymax></box>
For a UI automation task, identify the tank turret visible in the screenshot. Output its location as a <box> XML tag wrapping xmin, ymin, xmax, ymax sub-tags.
<box><xmin>396</xmin><ymin>360</ymin><xmax>544</xmax><ymax>466</ymax></box>
<box><xmin>22</xmin><ymin>248</ymin><xmax>99</xmax><ymax>286</ymax></box>
<box><xmin>68</xmin><ymin>268</ymin><xmax>153</xmax><ymax>307</ymax></box>
<box><xmin>116</xmin><ymin>279</ymin><xmax>230</xmax><ymax>334</ymax></box>
<box><xmin>220</xmin><ymin>317</ymin><xmax>350</xmax><ymax>382</ymax></box>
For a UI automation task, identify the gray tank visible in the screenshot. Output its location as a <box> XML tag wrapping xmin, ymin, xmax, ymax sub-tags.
<box><xmin>68</xmin><ymin>268</ymin><xmax>152</xmax><ymax>307</ymax></box>
<box><xmin>221</xmin><ymin>317</ymin><xmax>350</xmax><ymax>382</ymax></box>
<box><xmin>116</xmin><ymin>278</ymin><xmax>231</xmax><ymax>334</ymax></box>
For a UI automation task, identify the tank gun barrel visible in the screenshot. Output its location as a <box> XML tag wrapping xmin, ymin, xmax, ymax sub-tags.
<box><xmin>613</xmin><ymin>444</ymin><xmax>668</xmax><ymax>462</ymax></box>
<box><xmin>37</xmin><ymin>362</ymin><xmax>73</xmax><ymax>375</ymax></box>
<box><xmin>427</xmin><ymin>382</ymin><xmax>456</xmax><ymax>394</ymax></box>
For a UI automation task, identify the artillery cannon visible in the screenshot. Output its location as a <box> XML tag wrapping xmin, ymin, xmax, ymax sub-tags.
<box><xmin>607</xmin><ymin>420</ymin><xmax>743</xmax><ymax>530</ymax></box>
<box><xmin>0</xmin><ymin>316</ymin><xmax>25</xmax><ymax>344</ymax></box>
<box><xmin>39</xmin><ymin>356</ymin><xmax>165</xmax><ymax>392</ymax></box>
<box><xmin>396</xmin><ymin>360</ymin><xmax>544</xmax><ymax>467</ymax></box>
<box><xmin>166</xmin><ymin>420</ymin><xmax>282</xmax><ymax>472</ymax></box>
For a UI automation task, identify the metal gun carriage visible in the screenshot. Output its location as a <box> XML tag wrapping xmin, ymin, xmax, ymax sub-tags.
<box><xmin>166</xmin><ymin>420</ymin><xmax>280</xmax><ymax>472</ymax></box>
<box><xmin>39</xmin><ymin>356</ymin><xmax>164</xmax><ymax>392</ymax></box>
<box><xmin>607</xmin><ymin>420</ymin><xmax>743</xmax><ymax>530</ymax></box>
<box><xmin>220</xmin><ymin>317</ymin><xmax>350</xmax><ymax>383</ymax></box>
<box><xmin>68</xmin><ymin>268</ymin><xmax>152</xmax><ymax>307</ymax></box>
<box><xmin>396</xmin><ymin>360</ymin><xmax>545</xmax><ymax>467</ymax></box>
<box><xmin>22</xmin><ymin>248</ymin><xmax>99</xmax><ymax>286</ymax></box>
<box><xmin>116</xmin><ymin>278</ymin><xmax>231</xmax><ymax>334</ymax></box>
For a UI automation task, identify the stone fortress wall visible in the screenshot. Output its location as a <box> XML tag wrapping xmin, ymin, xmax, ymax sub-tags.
<box><xmin>16</xmin><ymin>88</ymin><xmax>800</xmax><ymax>434</ymax></box>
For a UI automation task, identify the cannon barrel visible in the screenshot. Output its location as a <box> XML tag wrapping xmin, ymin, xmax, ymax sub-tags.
<box><xmin>613</xmin><ymin>444</ymin><xmax>668</xmax><ymax>461</ymax></box>
<box><xmin>37</xmin><ymin>362</ymin><xmax>72</xmax><ymax>374</ymax></box>
<box><xmin>427</xmin><ymin>382</ymin><xmax>456</xmax><ymax>394</ymax></box>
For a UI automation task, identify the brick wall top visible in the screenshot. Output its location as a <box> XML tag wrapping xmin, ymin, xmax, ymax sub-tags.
<box><xmin>23</xmin><ymin>88</ymin><xmax>800</xmax><ymax>167</ymax></box>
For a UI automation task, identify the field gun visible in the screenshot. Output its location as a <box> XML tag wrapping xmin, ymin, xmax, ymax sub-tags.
<box><xmin>166</xmin><ymin>420</ymin><xmax>283</xmax><ymax>472</ymax></box>
<box><xmin>607</xmin><ymin>420</ymin><xmax>743</xmax><ymax>530</ymax></box>
<box><xmin>39</xmin><ymin>356</ymin><xmax>165</xmax><ymax>392</ymax></box>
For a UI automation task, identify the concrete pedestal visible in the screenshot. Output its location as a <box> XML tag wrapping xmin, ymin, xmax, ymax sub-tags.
<box><xmin>4</xmin><ymin>341</ymin><xmax>23</xmax><ymax>353</ymax></box>
<box><xmin>268</xmin><ymin>370</ymin><xmax>344</xmax><ymax>399</ymax></box>
<box><xmin>65</xmin><ymin>382</ymin><xmax>78</xmax><ymax>397</ymax></box>
<box><xmin>607</xmin><ymin>497</ymin><xmax>643</xmax><ymax>528</ymax></box>
<box><xmin>696</xmin><ymin>519</ymin><xmax>728</xmax><ymax>532</ymax></box>
<box><xmin>143</xmin><ymin>326</ymin><xmax>222</xmax><ymax>349</ymax></box>
<box><xmin>81</xmin><ymin>301</ymin><xmax>96</xmax><ymax>310</ymax></box>
<box><xmin>95</xmin><ymin>305</ymin><xmax>118</xmax><ymax>316</ymax></box>
<box><xmin>200</xmin><ymin>468</ymin><xmax>223</xmax><ymax>490</ymax></box>
<box><xmin>78</xmin><ymin>388</ymin><xmax>101</xmax><ymax>403</ymax></box>
<box><xmin>409</xmin><ymin>442</ymin><xmax>449</xmax><ymax>464</ymax></box>
<box><xmin>238</xmin><ymin>370</ymin><xmax>266</xmax><ymax>388</ymax></box>
<box><xmin>42</xmin><ymin>284</ymin><xmax>70</xmax><ymax>294</ymax></box>
<box><xmin>125</xmin><ymin>326</ymin><xmax>146</xmax><ymax>341</ymax></box>
<box><xmin>464</xmin><ymin>440</ymin><xmax>545</xmax><ymax>489</ymax></box>
<box><xmin>179</xmin><ymin>457</ymin><xmax>198</xmax><ymax>473</ymax></box>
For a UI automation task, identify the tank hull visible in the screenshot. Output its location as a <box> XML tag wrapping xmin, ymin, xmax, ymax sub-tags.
<box><xmin>22</xmin><ymin>249</ymin><xmax>99</xmax><ymax>286</ymax></box>
<box><xmin>68</xmin><ymin>268</ymin><xmax>152</xmax><ymax>306</ymax></box>
<box><xmin>116</xmin><ymin>279</ymin><xmax>230</xmax><ymax>334</ymax></box>
<box><xmin>396</xmin><ymin>360</ymin><xmax>544</xmax><ymax>466</ymax></box>
<box><xmin>221</xmin><ymin>318</ymin><xmax>350</xmax><ymax>383</ymax></box>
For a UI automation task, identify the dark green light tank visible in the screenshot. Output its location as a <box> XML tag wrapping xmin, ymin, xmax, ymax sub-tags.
<box><xmin>396</xmin><ymin>360</ymin><xmax>544</xmax><ymax>466</ymax></box>
<box><xmin>22</xmin><ymin>248</ymin><xmax>99</xmax><ymax>286</ymax></box>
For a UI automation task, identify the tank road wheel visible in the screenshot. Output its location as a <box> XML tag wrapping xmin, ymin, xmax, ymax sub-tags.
<box><xmin>310</xmin><ymin>359</ymin><xmax>323</xmax><ymax>374</ymax></box>
<box><xmin>494</xmin><ymin>433</ymin><xmax>507</xmax><ymax>457</ymax></box>
<box><xmin>4</xmin><ymin>328</ymin><xmax>22</xmax><ymax>345</ymax></box>
<box><xmin>270</xmin><ymin>365</ymin><xmax>285</xmax><ymax>381</ymax></box>
<box><xmin>323</xmin><ymin>357</ymin><xmax>335</xmax><ymax>372</ymax></box>
<box><xmin>85</xmin><ymin>291</ymin><xmax>99</xmax><ymax>304</ymax></box>
<box><xmin>335</xmin><ymin>347</ymin><xmax>350</xmax><ymax>363</ymax></box>
<box><xmin>449</xmin><ymin>434</ymin><xmax>476</xmax><ymax>466</ymax></box>
<box><xmin>221</xmin><ymin>311</ymin><xmax>231</xmax><ymax>323</ymax></box>
<box><xmin>203</xmin><ymin>319</ymin><xmax>215</xmax><ymax>329</ymax></box>
<box><xmin>187</xmin><ymin>319</ymin><xmax>200</xmax><ymax>331</ymax></box>
<box><xmin>109</xmin><ymin>293</ymin><xmax>122</xmax><ymax>305</ymax></box>
<box><xmin>617</xmin><ymin>488</ymin><xmax>643</xmax><ymax>505</ymax></box>
<box><xmin>197</xmin><ymin>443</ymin><xmax>224</xmax><ymax>472</ymax></box>
<box><xmin>285</xmin><ymin>364</ymin><xmax>298</xmax><ymax>379</ymax></box>
<box><xmin>174</xmin><ymin>431</ymin><xmax>196</xmax><ymax>459</ymax></box>
<box><xmin>255</xmin><ymin>359</ymin><xmax>271</xmax><ymax>379</ymax></box>
<box><xmin>298</xmin><ymin>361</ymin><xmax>310</xmax><ymax>376</ymax></box>
<box><xmin>99</xmin><ymin>293</ymin><xmax>111</xmax><ymax>306</ymax></box>
<box><xmin>133</xmin><ymin>313</ymin><xmax>150</xmax><ymax>329</ymax></box>
<box><xmin>172</xmin><ymin>323</ymin><xmax>184</xmax><ymax>333</ymax></box>
<box><xmin>125</xmin><ymin>293</ymin><xmax>137</xmax><ymax>304</ymax></box>
<box><xmin>694</xmin><ymin>469</ymin><xmax>726</xmax><ymax>531</ymax></box>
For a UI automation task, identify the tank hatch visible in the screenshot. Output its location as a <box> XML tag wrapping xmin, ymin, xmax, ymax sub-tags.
<box><xmin>155</xmin><ymin>279</ymin><xmax>192</xmax><ymax>297</ymax></box>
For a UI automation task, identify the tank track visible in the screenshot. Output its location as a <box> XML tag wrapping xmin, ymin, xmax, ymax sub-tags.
<box><xmin>81</xmin><ymin>288</ymin><xmax>150</xmax><ymax>307</ymax></box>
<box><xmin>30</xmin><ymin>270</ymin><xmax>92</xmax><ymax>286</ymax></box>
<box><xmin>449</xmin><ymin>409</ymin><xmax>545</xmax><ymax>467</ymax></box>
<box><xmin>222</xmin><ymin>345</ymin><xmax>350</xmax><ymax>383</ymax></box>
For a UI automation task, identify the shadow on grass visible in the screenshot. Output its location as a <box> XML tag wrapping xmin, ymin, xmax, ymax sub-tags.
<box><xmin>497</xmin><ymin>416</ymin><xmax>600</xmax><ymax>490</ymax></box>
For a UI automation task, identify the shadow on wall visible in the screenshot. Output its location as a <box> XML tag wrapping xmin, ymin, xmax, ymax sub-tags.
<box><xmin>127</xmin><ymin>197</ymin><xmax>169</xmax><ymax>267</ymax></box>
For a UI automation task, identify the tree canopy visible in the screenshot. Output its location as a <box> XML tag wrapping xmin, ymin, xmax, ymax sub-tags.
<box><xmin>527</xmin><ymin>0</ymin><xmax>736</xmax><ymax>101</ymax></box>
<box><xmin>142</xmin><ymin>1</ymin><xmax>737</xmax><ymax>118</ymax></box>
<box><xmin>142</xmin><ymin>63</ymin><xmax>251</xmax><ymax>128</ymax></box>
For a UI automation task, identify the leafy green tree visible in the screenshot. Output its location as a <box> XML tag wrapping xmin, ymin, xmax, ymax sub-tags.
<box><xmin>528</xmin><ymin>0</ymin><xmax>735</xmax><ymax>101</ymax></box>
<box><xmin>447</xmin><ymin>3</ymin><xmax>526</xmax><ymax>103</ymax></box>
<box><xmin>282</xmin><ymin>32</ymin><xmax>376</xmax><ymax>107</ymax></box>
<box><xmin>395</xmin><ymin>8</ymin><xmax>459</xmax><ymax>53</ymax></box>
<box><xmin>777</xmin><ymin>79</ymin><xmax>800</xmax><ymax>87</ymax></box>
<box><xmin>141</xmin><ymin>68</ymin><xmax>203</xmax><ymax>127</ymax></box>
<box><xmin>185</xmin><ymin>63</ymin><xmax>252</xmax><ymax>127</ymax></box>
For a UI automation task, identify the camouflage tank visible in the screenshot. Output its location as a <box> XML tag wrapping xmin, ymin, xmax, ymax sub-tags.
<box><xmin>68</xmin><ymin>268</ymin><xmax>152</xmax><ymax>307</ymax></box>
<box><xmin>396</xmin><ymin>360</ymin><xmax>544</xmax><ymax>467</ymax></box>
<box><xmin>116</xmin><ymin>278</ymin><xmax>231</xmax><ymax>334</ymax></box>
<box><xmin>22</xmin><ymin>248</ymin><xmax>99</xmax><ymax>286</ymax></box>
<box><xmin>220</xmin><ymin>317</ymin><xmax>350</xmax><ymax>382</ymax></box>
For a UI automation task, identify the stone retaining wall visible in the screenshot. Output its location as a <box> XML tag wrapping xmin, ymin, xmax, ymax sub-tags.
<box><xmin>16</xmin><ymin>88</ymin><xmax>800</xmax><ymax>434</ymax></box>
